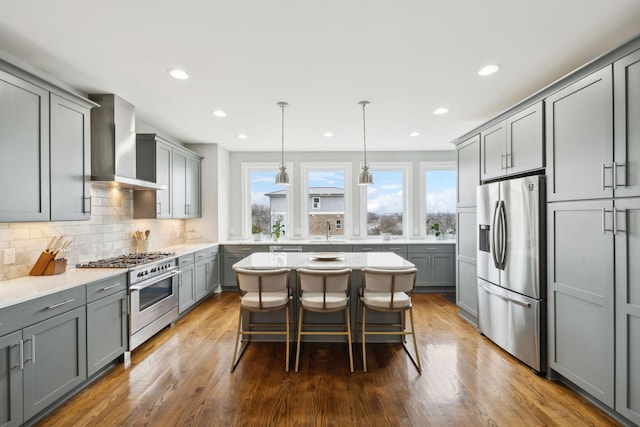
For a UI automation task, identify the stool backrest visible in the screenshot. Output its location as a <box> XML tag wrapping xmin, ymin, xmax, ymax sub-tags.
<box><xmin>235</xmin><ymin>268</ymin><xmax>290</xmax><ymax>294</ymax></box>
<box><xmin>297</xmin><ymin>268</ymin><xmax>352</xmax><ymax>294</ymax></box>
<box><xmin>362</xmin><ymin>268</ymin><xmax>417</xmax><ymax>294</ymax></box>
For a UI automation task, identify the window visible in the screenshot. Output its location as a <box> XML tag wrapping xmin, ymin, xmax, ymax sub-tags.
<box><xmin>422</xmin><ymin>162</ymin><xmax>456</xmax><ymax>237</ymax></box>
<box><xmin>365</xmin><ymin>164</ymin><xmax>410</xmax><ymax>237</ymax></box>
<box><xmin>242</xmin><ymin>165</ymin><xmax>292</xmax><ymax>238</ymax></box>
<box><xmin>302</xmin><ymin>164</ymin><xmax>350</xmax><ymax>239</ymax></box>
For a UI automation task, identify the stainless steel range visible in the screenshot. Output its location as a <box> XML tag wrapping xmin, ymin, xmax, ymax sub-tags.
<box><xmin>78</xmin><ymin>252</ymin><xmax>180</xmax><ymax>350</ymax></box>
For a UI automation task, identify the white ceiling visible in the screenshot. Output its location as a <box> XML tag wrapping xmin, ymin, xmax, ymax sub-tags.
<box><xmin>1</xmin><ymin>1</ymin><xmax>640</xmax><ymax>152</ymax></box>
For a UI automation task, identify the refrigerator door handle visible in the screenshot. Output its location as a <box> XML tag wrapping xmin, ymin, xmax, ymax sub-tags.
<box><xmin>491</xmin><ymin>202</ymin><xmax>501</xmax><ymax>269</ymax></box>
<box><xmin>479</xmin><ymin>282</ymin><xmax>531</xmax><ymax>308</ymax></box>
<box><xmin>499</xmin><ymin>200</ymin><xmax>507</xmax><ymax>268</ymax></box>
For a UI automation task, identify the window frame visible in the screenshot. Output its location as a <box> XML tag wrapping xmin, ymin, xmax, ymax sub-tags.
<box><xmin>361</xmin><ymin>162</ymin><xmax>412</xmax><ymax>239</ymax></box>
<box><xmin>419</xmin><ymin>161</ymin><xmax>457</xmax><ymax>237</ymax></box>
<box><xmin>300</xmin><ymin>162</ymin><xmax>351</xmax><ymax>239</ymax></box>
<box><xmin>312</xmin><ymin>197</ymin><xmax>321</xmax><ymax>209</ymax></box>
<box><xmin>241</xmin><ymin>162</ymin><xmax>295</xmax><ymax>239</ymax></box>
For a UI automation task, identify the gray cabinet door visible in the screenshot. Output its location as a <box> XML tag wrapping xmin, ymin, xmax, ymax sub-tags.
<box><xmin>614</xmin><ymin>197</ymin><xmax>640</xmax><ymax>424</ymax></box>
<box><xmin>0</xmin><ymin>331</ymin><xmax>23</xmax><ymax>427</ymax></box>
<box><xmin>431</xmin><ymin>252</ymin><xmax>455</xmax><ymax>285</ymax></box>
<box><xmin>506</xmin><ymin>102</ymin><xmax>544</xmax><ymax>176</ymax></box>
<box><xmin>480</xmin><ymin>122</ymin><xmax>507</xmax><ymax>181</ymax></box>
<box><xmin>0</xmin><ymin>69</ymin><xmax>50</xmax><ymax>222</ymax></box>
<box><xmin>547</xmin><ymin>199</ymin><xmax>615</xmax><ymax>407</ymax></box>
<box><xmin>186</xmin><ymin>155</ymin><xmax>201</xmax><ymax>218</ymax></box>
<box><xmin>545</xmin><ymin>66</ymin><xmax>614</xmax><ymax>202</ymax></box>
<box><xmin>222</xmin><ymin>255</ymin><xmax>244</xmax><ymax>290</ymax></box>
<box><xmin>456</xmin><ymin>208</ymin><xmax>477</xmax><ymax>321</ymax></box>
<box><xmin>207</xmin><ymin>255</ymin><xmax>219</xmax><ymax>293</ymax></box>
<box><xmin>156</xmin><ymin>140</ymin><xmax>173</xmax><ymax>218</ymax></box>
<box><xmin>194</xmin><ymin>260</ymin><xmax>209</xmax><ymax>301</ymax></box>
<box><xmin>172</xmin><ymin>149</ymin><xmax>187</xmax><ymax>219</ymax></box>
<box><xmin>457</xmin><ymin>135</ymin><xmax>480</xmax><ymax>207</ymax></box>
<box><xmin>407</xmin><ymin>253</ymin><xmax>429</xmax><ymax>289</ymax></box>
<box><xmin>179</xmin><ymin>264</ymin><xmax>195</xmax><ymax>312</ymax></box>
<box><xmin>22</xmin><ymin>306</ymin><xmax>87</xmax><ymax>420</ymax></box>
<box><xmin>614</xmin><ymin>49</ymin><xmax>640</xmax><ymax>198</ymax></box>
<box><xmin>50</xmin><ymin>94</ymin><xmax>91</xmax><ymax>221</ymax></box>
<box><xmin>134</xmin><ymin>135</ymin><xmax>173</xmax><ymax>219</ymax></box>
<box><xmin>86</xmin><ymin>290</ymin><xmax>127</xmax><ymax>377</ymax></box>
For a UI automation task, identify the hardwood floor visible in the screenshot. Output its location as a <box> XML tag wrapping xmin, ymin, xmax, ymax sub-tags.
<box><xmin>37</xmin><ymin>293</ymin><xmax>620</xmax><ymax>426</ymax></box>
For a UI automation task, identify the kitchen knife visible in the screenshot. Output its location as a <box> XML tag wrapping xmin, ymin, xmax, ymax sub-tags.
<box><xmin>45</xmin><ymin>236</ymin><xmax>58</xmax><ymax>253</ymax></box>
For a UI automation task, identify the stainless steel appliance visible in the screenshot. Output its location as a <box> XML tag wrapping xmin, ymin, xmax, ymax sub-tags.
<box><xmin>477</xmin><ymin>175</ymin><xmax>545</xmax><ymax>372</ymax></box>
<box><xmin>77</xmin><ymin>252</ymin><xmax>180</xmax><ymax>350</ymax></box>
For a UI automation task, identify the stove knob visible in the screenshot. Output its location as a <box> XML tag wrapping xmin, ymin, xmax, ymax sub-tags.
<box><xmin>137</xmin><ymin>272</ymin><xmax>144</xmax><ymax>278</ymax></box>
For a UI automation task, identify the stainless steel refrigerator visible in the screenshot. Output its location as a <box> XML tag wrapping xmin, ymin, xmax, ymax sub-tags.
<box><xmin>476</xmin><ymin>174</ymin><xmax>545</xmax><ymax>373</ymax></box>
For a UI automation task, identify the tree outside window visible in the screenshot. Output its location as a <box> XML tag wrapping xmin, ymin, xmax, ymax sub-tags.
<box><xmin>366</xmin><ymin>169</ymin><xmax>405</xmax><ymax>236</ymax></box>
<box><xmin>425</xmin><ymin>168</ymin><xmax>456</xmax><ymax>237</ymax></box>
<box><xmin>250</xmin><ymin>170</ymin><xmax>287</xmax><ymax>235</ymax></box>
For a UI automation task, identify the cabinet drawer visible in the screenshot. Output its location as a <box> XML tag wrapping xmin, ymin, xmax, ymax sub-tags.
<box><xmin>0</xmin><ymin>286</ymin><xmax>86</xmax><ymax>335</ymax></box>
<box><xmin>86</xmin><ymin>274</ymin><xmax>127</xmax><ymax>303</ymax></box>
<box><xmin>179</xmin><ymin>253</ymin><xmax>196</xmax><ymax>267</ymax></box>
<box><xmin>382</xmin><ymin>245</ymin><xmax>408</xmax><ymax>257</ymax></box>
<box><xmin>303</xmin><ymin>244</ymin><xmax>350</xmax><ymax>253</ymax></box>
<box><xmin>195</xmin><ymin>246</ymin><xmax>218</xmax><ymax>261</ymax></box>
<box><xmin>408</xmin><ymin>244</ymin><xmax>455</xmax><ymax>254</ymax></box>
<box><xmin>223</xmin><ymin>245</ymin><xmax>269</xmax><ymax>256</ymax></box>
<box><xmin>352</xmin><ymin>244</ymin><xmax>383</xmax><ymax>252</ymax></box>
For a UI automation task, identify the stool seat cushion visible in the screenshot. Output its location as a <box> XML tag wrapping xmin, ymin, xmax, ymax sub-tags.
<box><xmin>241</xmin><ymin>292</ymin><xmax>289</xmax><ymax>308</ymax></box>
<box><xmin>362</xmin><ymin>290</ymin><xmax>411</xmax><ymax>309</ymax></box>
<box><xmin>301</xmin><ymin>292</ymin><xmax>348</xmax><ymax>310</ymax></box>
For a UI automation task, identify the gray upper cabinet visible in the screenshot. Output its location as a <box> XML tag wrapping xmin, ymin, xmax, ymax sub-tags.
<box><xmin>134</xmin><ymin>134</ymin><xmax>173</xmax><ymax>219</ymax></box>
<box><xmin>545</xmin><ymin>66</ymin><xmax>613</xmax><ymax>202</ymax></box>
<box><xmin>0</xmin><ymin>69</ymin><xmax>50</xmax><ymax>222</ymax></box>
<box><xmin>547</xmin><ymin>199</ymin><xmax>615</xmax><ymax>407</ymax></box>
<box><xmin>613</xmin><ymin>49</ymin><xmax>640</xmax><ymax>198</ymax></box>
<box><xmin>614</xmin><ymin>197</ymin><xmax>640</xmax><ymax>424</ymax></box>
<box><xmin>456</xmin><ymin>135</ymin><xmax>480</xmax><ymax>208</ymax></box>
<box><xmin>173</xmin><ymin>148</ymin><xmax>202</xmax><ymax>219</ymax></box>
<box><xmin>50</xmin><ymin>94</ymin><xmax>91</xmax><ymax>221</ymax></box>
<box><xmin>480</xmin><ymin>102</ymin><xmax>544</xmax><ymax>182</ymax></box>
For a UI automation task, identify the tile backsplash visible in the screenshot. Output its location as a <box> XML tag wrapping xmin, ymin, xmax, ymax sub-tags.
<box><xmin>0</xmin><ymin>185</ymin><xmax>186</xmax><ymax>282</ymax></box>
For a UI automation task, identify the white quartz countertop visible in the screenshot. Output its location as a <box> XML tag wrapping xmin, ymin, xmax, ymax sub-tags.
<box><xmin>221</xmin><ymin>239</ymin><xmax>455</xmax><ymax>245</ymax></box>
<box><xmin>0</xmin><ymin>242</ymin><xmax>218</xmax><ymax>309</ymax></box>
<box><xmin>232</xmin><ymin>252</ymin><xmax>415</xmax><ymax>270</ymax></box>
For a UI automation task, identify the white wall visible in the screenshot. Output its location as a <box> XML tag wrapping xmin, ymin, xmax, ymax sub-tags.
<box><xmin>224</xmin><ymin>150</ymin><xmax>455</xmax><ymax>240</ymax></box>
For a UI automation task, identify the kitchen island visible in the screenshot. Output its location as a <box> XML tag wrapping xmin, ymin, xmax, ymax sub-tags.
<box><xmin>232</xmin><ymin>251</ymin><xmax>415</xmax><ymax>343</ymax></box>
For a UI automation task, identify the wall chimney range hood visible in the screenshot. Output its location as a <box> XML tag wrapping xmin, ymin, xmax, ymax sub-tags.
<box><xmin>89</xmin><ymin>94</ymin><xmax>167</xmax><ymax>191</ymax></box>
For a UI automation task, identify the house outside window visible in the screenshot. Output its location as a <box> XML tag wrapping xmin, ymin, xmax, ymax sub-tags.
<box><xmin>242</xmin><ymin>164</ymin><xmax>293</xmax><ymax>238</ymax></box>
<box><xmin>302</xmin><ymin>164</ymin><xmax>350</xmax><ymax>239</ymax></box>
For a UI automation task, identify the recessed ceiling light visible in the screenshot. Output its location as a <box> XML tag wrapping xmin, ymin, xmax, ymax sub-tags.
<box><xmin>410</xmin><ymin>132</ymin><xmax>420</xmax><ymax>137</ymax></box>
<box><xmin>168</xmin><ymin>68</ymin><xmax>189</xmax><ymax>80</ymax></box>
<box><xmin>237</xmin><ymin>133</ymin><xmax>248</xmax><ymax>139</ymax></box>
<box><xmin>478</xmin><ymin>64</ymin><xmax>500</xmax><ymax>76</ymax></box>
<box><xmin>212</xmin><ymin>110</ymin><xmax>226</xmax><ymax>117</ymax></box>
<box><xmin>323</xmin><ymin>132</ymin><xmax>333</xmax><ymax>138</ymax></box>
<box><xmin>433</xmin><ymin>107</ymin><xmax>449</xmax><ymax>115</ymax></box>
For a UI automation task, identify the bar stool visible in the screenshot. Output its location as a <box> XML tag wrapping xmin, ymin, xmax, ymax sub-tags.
<box><xmin>295</xmin><ymin>268</ymin><xmax>354</xmax><ymax>372</ymax></box>
<box><xmin>358</xmin><ymin>267</ymin><xmax>421</xmax><ymax>374</ymax></box>
<box><xmin>231</xmin><ymin>267</ymin><xmax>293</xmax><ymax>372</ymax></box>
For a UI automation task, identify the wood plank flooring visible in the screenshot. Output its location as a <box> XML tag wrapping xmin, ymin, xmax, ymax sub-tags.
<box><xmin>37</xmin><ymin>293</ymin><xmax>620</xmax><ymax>426</ymax></box>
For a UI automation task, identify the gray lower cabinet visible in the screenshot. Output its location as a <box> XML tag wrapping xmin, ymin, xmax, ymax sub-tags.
<box><xmin>407</xmin><ymin>244</ymin><xmax>455</xmax><ymax>292</ymax></box>
<box><xmin>178</xmin><ymin>253</ymin><xmax>196</xmax><ymax>313</ymax></box>
<box><xmin>86</xmin><ymin>287</ymin><xmax>127</xmax><ymax>377</ymax></box>
<box><xmin>0</xmin><ymin>68</ymin><xmax>50</xmax><ymax>222</ymax></box>
<box><xmin>614</xmin><ymin>198</ymin><xmax>640</xmax><ymax>424</ymax></box>
<box><xmin>195</xmin><ymin>247</ymin><xmax>219</xmax><ymax>297</ymax></box>
<box><xmin>545</xmin><ymin>66</ymin><xmax>614</xmax><ymax>202</ymax></box>
<box><xmin>0</xmin><ymin>331</ymin><xmax>23</xmax><ymax>426</ymax></box>
<box><xmin>547</xmin><ymin>199</ymin><xmax>615</xmax><ymax>407</ymax></box>
<box><xmin>456</xmin><ymin>208</ymin><xmax>477</xmax><ymax>324</ymax></box>
<box><xmin>50</xmin><ymin>93</ymin><xmax>91</xmax><ymax>221</ymax></box>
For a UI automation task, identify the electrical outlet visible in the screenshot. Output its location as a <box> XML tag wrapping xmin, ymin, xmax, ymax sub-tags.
<box><xmin>3</xmin><ymin>248</ymin><xmax>16</xmax><ymax>265</ymax></box>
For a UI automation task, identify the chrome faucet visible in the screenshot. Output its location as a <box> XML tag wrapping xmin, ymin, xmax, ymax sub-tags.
<box><xmin>326</xmin><ymin>220</ymin><xmax>331</xmax><ymax>240</ymax></box>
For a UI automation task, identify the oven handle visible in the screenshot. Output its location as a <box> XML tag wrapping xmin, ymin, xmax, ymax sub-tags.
<box><xmin>129</xmin><ymin>269</ymin><xmax>181</xmax><ymax>291</ymax></box>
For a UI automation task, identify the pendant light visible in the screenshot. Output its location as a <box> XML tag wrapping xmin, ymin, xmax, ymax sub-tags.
<box><xmin>275</xmin><ymin>101</ymin><xmax>290</xmax><ymax>185</ymax></box>
<box><xmin>358</xmin><ymin>100</ymin><xmax>374</xmax><ymax>185</ymax></box>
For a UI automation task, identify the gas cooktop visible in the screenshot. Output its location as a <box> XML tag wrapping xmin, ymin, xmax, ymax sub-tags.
<box><xmin>76</xmin><ymin>252</ymin><xmax>176</xmax><ymax>268</ymax></box>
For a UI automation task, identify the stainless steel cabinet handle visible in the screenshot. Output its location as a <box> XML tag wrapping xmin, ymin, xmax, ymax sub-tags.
<box><xmin>505</xmin><ymin>152</ymin><xmax>512</xmax><ymax>169</ymax></box>
<box><xmin>500</xmin><ymin>154</ymin><xmax>505</xmax><ymax>170</ymax></box>
<box><xmin>613</xmin><ymin>207</ymin><xmax>626</xmax><ymax>234</ymax></box>
<box><xmin>47</xmin><ymin>299</ymin><xmax>75</xmax><ymax>309</ymax></box>
<box><xmin>83</xmin><ymin>196</ymin><xmax>92</xmax><ymax>214</ymax></box>
<box><xmin>19</xmin><ymin>340</ymin><xmax>24</xmax><ymax>370</ymax></box>
<box><xmin>101</xmin><ymin>283</ymin><xmax>121</xmax><ymax>291</ymax></box>
<box><xmin>156</xmin><ymin>202</ymin><xmax>161</xmax><ymax>215</ymax></box>
<box><xmin>31</xmin><ymin>335</ymin><xmax>35</xmax><ymax>365</ymax></box>
<box><xmin>602</xmin><ymin>208</ymin><xmax>614</xmax><ymax>234</ymax></box>
<box><xmin>602</xmin><ymin>163</ymin><xmax>614</xmax><ymax>190</ymax></box>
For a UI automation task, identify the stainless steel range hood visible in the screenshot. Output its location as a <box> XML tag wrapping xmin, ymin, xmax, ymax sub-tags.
<box><xmin>89</xmin><ymin>94</ymin><xmax>167</xmax><ymax>191</ymax></box>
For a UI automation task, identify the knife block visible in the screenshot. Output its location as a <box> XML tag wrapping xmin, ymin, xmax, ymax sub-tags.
<box><xmin>29</xmin><ymin>251</ymin><xmax>67</xmax><ymax>276</ymax></box>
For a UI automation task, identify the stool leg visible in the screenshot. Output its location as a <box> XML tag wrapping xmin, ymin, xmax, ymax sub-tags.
<box><xmin>231</xmin><ymin>308</ymin><xmax>243</xmax><ymax>372</ymax></box>
<box><xmin>346</xmin><ymin>306</ymin><xmax>354</xmax><ymax>372</ymax></box>
<box><xmin>409</xmin><ymin>306</ymin><xmax>422</xmax><ymax>374</ymax></box>
<box><xmin>295</xmin><ymin>306</ymin><xmax>304</xmax><ymax>372</ymax></box>
<box><xmin>285</xmin><ymin>304</ymin><xmax>290</xmax><ymax>372</ymax></box>
<box><xmin>362</xmin><ymin>306</ymin><xmax>367</xmax><ymax>372</ymax></box>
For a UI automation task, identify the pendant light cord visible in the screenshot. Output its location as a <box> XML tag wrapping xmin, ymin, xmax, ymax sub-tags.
<box><xmin>362</xmin><ymin>102</ymin><xmax>367</xmax><ymax>165</ymax></box>
<box><xmin>278</xmin><ymin>102</ymin><xmax>288</xmax><ymax>167</ymax></box>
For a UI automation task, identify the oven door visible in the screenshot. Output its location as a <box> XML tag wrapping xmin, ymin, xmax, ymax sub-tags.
<box><xmin>129</xmin><ymin>269</ymin><xmax>180</xmax><ymax>334</ymax></box>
